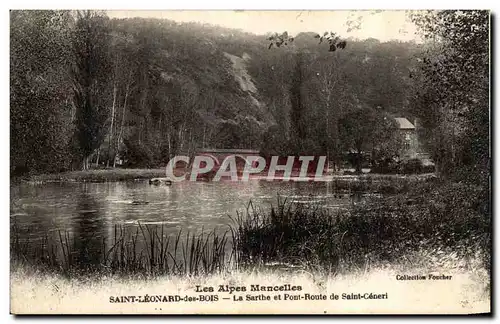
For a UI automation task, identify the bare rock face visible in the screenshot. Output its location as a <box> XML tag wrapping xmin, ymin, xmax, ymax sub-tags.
<box><xmin>223</xmin><ymin>52</ymin><xmax>257</xmax><ymax>93</ymax></box>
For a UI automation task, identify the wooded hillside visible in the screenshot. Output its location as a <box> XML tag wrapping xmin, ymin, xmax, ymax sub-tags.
<box><xmin>10</xmin><ymin>11</ymin><xmax>443</xmax><ymax>174</ymax></box>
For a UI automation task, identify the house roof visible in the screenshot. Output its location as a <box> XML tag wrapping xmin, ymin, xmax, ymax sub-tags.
<box><xmin>395</xmin><ymin>117</ymin><xmax>415</xmax><ymax>130</ymax></box>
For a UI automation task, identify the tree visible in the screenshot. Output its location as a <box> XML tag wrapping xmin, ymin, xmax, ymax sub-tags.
<box><xmin>71</xmin><ymin>10</ymin><xmax>112</xmax><ymax>170</ymax></box>
<box><xmin>11</xmin><ymin>14</ymin><xmax>422</xmax><ymax>174</ymax></box>
<box><xmin>10</xmin><ymin>10</ymin><xmax>74</xmax><ymax>175</ymax></box>
<box><xmin>308</xmin><ymin>53</ymin><xmax>356</xmax><ymax>170</ymax></box>
<box><xmin>267</xmin><ymin>31</ymin><xmax>347</xmax><ymax>157</ymax></box>
<box><xmin>104</xmin><ymin>28</ymin><xmax>139</xmax><ymax>167</ymax></box>
<box><xmin>339</xmin><ymin>106</ymin><xmax>398</xmax><ymax>173</ymax></box>
<box><xmin>410</xmin><ymin>10</ymin><xmax>489</xmax><ymax>181</ymax></box>
<box><xmin>370</xmin><ymin>114</ymin><xmax>403</xmax><ymax>165</ymax></box>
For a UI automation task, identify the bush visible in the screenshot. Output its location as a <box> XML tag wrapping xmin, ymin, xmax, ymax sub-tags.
<box><xmin>371</xmin><ymin>158</ymin><xmax>400</xmax><ymax>174</ymax></box>
<box><xmin>400</xmin><ymin>158</ymin><xmax>423</xmax><ymax>174</ymax></box>
<box><xmin>421</xmin><ymin>164</ymin><xmax>436</xmax><ymax>173</ymax></box>
<box><xmin>371</xmin><ymin>158</ymin><xmax>436</xmax><ymax>174</ymax></box>
<box><xmin>122</xmin><ymin>138</ymin><xmax>156</xmax><ymax>168</ymax></box>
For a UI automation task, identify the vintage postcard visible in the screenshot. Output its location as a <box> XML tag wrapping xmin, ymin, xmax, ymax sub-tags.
<box><xmin>10</xmin><ymin>9</ymin><xmax>491</xmax><ymax>315</ymax></box>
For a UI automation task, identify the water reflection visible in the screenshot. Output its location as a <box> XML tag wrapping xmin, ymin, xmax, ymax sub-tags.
<box><xmin>72</xmin><ymin>188</ymin><xmax>104</xmax><ymax>270</ymax></box>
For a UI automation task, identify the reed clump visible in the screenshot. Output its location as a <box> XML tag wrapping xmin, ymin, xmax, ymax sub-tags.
<box><xmin>232</xmin><ymin>181</ymin><xmax>490</xmax><ymax>274</ymax></box>
<box><xmin>11</xmin><ymin>222</ymin><xmax>234</xmax><ymax>278</ymax></box>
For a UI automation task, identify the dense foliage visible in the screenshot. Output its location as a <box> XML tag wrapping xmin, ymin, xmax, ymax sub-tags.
<box><xmin>11</xmin><ymin>10</ymin><xmax>421</xmax><ymax>174</ymax></box>
<box><xmin>11</xmin><ymin>11</ymin><xmax>74</xmax><ymax>174</ymax></box>
<box><xmin>410</xmin><ymin>10</ymin><xmax>489</xmax><ymax>183</ymax></box>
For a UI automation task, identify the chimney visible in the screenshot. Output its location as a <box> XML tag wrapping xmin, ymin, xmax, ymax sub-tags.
<box><xmin>414</xmin><ymin>118</ymin><xmax>418</xmax><ymax>129</ymax></box>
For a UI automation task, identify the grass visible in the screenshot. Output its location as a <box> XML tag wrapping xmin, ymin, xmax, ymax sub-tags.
<box><xmin>328</xmin><ymin>175</ymin><xmax>432</xmax><ymax>194</ymax></box>
<box><xmin>233</xmin><ymin>181</ymin><xmax>490</xmax><ymax>275</ymax></box>
<box><xmin>21</xmin><ymin>168</ymin><xmax>166</xmax><ymax>183</ymax></box>
<box><xmin>17</xmin><ymin>166</ymin><xmax>435</xmax><ymax>185</ymax></box>
<box><xmin>11</xmin><ymin>223</ymin><xmax>235</xmax><ymax>278</ymax></box>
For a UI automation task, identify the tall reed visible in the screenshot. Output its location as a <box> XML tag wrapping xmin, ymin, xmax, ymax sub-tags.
<box><xmin>11</xmin><ymin>221</ymin><xmax>235</xmax><ymax>277</ymax></box>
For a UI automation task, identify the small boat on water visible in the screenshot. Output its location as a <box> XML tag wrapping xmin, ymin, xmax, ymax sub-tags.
<box><xmin>149</xmin><ymin>177</ymin><xmax>173</xmax><ymax>185</ymax></box>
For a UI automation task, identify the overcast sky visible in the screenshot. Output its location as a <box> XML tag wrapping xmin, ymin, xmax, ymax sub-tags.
<box><xmin>106</xmin><ymin>10</ymin><xmax>422</xmax><ymax>42</ymax></box>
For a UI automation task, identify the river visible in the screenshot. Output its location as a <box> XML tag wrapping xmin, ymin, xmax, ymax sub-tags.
<box><xmin>10</xmin><ymin>180</ymin><xmax>363</xmax><ymax>270</ymax></box>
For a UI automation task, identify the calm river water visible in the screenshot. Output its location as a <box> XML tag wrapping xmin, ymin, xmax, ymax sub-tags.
<box><xmin>10</xmin><ymin>180</ymin><xmax>362</xmax><ymax>268</ymax></box>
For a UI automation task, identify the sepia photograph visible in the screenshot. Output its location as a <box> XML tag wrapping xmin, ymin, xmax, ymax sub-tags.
<box><xmin>9</xmin><ymin>8</ymin><xmax>491</xmax><ymax>315</ymax></box>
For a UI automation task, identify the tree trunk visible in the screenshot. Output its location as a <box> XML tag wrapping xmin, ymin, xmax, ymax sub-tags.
<box><xmin>290</xmin><ymin>53</ymin><xmax>305</xmax><ymax>140</ymax></box>
<box><xmin>95</xmin><ymin>148</ymin><xmax>100</xmax><ymax>168</ymax></box>
<box><xmin>355</xmin><ymin>146</ymin><xmax>363</xmax><ymax>174</ymax></box>
<box><xmin>167</xmin><ymin>132</ymin><xmax>172</xmax><ymax>160</ymax></box>
<box><xmin>202</xmin><ymin>125</ymin><xmax>206</xmax><ymax>148</ymax></box>
<box><xmin>115</xmin><ymin>75</ymin><xmax>131</xmax><ymax>168</ymax></box>
<box><xmin>355</xmin><ymin>155</ymin><xmax>363</xmax><ymax>174</ymax></box>
<box><xmin>82</xmin><ymin>155</ymin><xmax>90</xmax><ymax>171</ymax></box>
<box><xmin>107</xmin><ymin>83</ymin><xmax>118</xmax><ymax>167</ymax></box>
<box><xmin>325</xmin><ymin>93</ymin><xmax>331</xmax><ymax>171</ymax></box>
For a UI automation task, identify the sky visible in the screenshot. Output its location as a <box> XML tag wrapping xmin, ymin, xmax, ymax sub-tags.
<box><xmin>106</xmin><ymin>10</ymin><xmax>422</xmax><ymax>42</ymax></box>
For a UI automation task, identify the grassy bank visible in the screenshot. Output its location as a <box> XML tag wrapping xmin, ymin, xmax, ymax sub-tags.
<box><xmin>327</xmin><ymin>173</ymin><xmax>436</xmax><ymax>194</ymax></box>
<box><xmin>19</xmin><ymin>168</ymin><xmax>166</xmax><ymax>183</ymax></box>
<box><xmin>17</xmin><ymin>167</ymin><xmax>435</xmax><ymax>189</ymax></box>
<box><xmin>234</xmin><ymin>181</ymin><xmax>490</xmax><ymax>274</ymax></box>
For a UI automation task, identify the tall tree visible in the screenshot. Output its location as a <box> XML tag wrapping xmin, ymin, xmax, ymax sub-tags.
<box><xmin>10</xmin><ymin>10</ymin><xmax>73</xmax><ymax>175</ymax></box>
<box><xmin>267</xmin><ymin>31</ymin><xmax>347</xmax><ymax>156</ymax></box>
<box><xmin>339</xmin><ymin>106</ymin><xmax>398</xmax><ymax>173</ymax></box>
<box><xmin>411</xmin><ymin>10</ymin><xmax>489</xmax><ymax>181</ymax></box>
<box><xmin>71</xmin><ymin>10</ymin><xmax>112</xmax><ymax>170</ymax></box>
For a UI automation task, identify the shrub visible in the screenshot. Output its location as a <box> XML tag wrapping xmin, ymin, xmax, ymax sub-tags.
<box><xmin>122</xmin><ymin>138</ymin><xmax>156</xmax><ymax>168</ymax></box>
<box><xmin>371</xmin><ymin>158</ymin><xmax>436</xmax><ymax>174</ymax></box>
<box><xmin>421</xmin><ymin>164</ymin><xmax>436</xmax><ymax>173</ymax></box>
<box><xmin>400</xmin><ymin>158</ymin><xmax>423</xmax><ymax>174</ymax></box>
<box><xmin>370</xmin><ymin>159</ymin><xmax>400</xmax><ymax>174</ymax></box>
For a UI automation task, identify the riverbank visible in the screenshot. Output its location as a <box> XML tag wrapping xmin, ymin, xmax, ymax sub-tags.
<box><xmin>15</xmin><ymin>167</ymin><xmax>435</xmax><ymax>185</ymax></box>
<box><xmin>10</xmin><ymin>254</ymin><xmax>490</xmax><ymax>314</ymax></box>
<box><xmin>17</xmin><ymin>168</ymin><xmax>167</xmax><ymax>184</ymax></box>
<box><xmin>235</xmin><ymin>180</ymin><xmax>490</xmax><ymax>273</ymax></box>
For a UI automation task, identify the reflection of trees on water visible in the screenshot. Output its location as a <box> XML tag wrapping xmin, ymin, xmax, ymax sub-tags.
<box><xmin>71</xmin><ymin>187</ymin><xmax>104</xmax><ymax>271</ymax></box>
